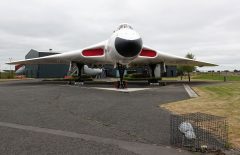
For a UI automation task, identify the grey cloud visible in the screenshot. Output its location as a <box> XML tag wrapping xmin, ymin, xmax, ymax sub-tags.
<box><xmin>0</xmin><ymin>0</ymin><xmax>240</xmax><ymax>71</ymax></box>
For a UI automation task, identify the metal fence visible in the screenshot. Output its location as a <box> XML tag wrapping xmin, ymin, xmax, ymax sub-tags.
<box><xmin>170</xmin><ymin>112</ymin><xmax>228</xmax><ymax>152</ymax></box>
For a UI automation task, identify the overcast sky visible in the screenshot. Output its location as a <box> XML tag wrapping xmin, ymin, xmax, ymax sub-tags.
<box><xmin>0</xmin><ymin>0</ymin><xmax>240</xmax><ymax>71</ymax></box>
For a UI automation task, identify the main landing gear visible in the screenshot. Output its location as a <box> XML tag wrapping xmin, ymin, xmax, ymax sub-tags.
<box><xmin>116</xmin><ymin>63</ymin><xmax>127</xmax><ymax>89</ymax></box>
<box><xmin>148</xmin><ymin>63</ymin><xmax>167</xmax><ymax>86</ymax></box>
<box><xmin>148</xmin><ymin>64</ymin><xmax>159</xmax><ymax>84</ymax></box>
<box><xmin>76</xmin><ymin>63</ymin><xmax>84</xmax><ymax>82</ymax></box>
<box><xmin>74</xmin><ymin>63</ymin><xmax>84</xmax><ymax>85</ymax></box>
<box><xmin>68</xmin><ymin>62</ymin><xmax>84</xmax><ymax>85</ymax></box>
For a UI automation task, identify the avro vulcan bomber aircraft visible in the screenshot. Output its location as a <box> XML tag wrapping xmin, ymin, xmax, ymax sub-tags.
<box><xmin>8</xmin><ymin>23</ymin><xmax>217</xmax><ymax>88</ymax></box>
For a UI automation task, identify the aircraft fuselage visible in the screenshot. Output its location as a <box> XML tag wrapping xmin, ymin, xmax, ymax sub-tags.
<box><xmin>106</xmin><ymin>23</ymin><xmax>143</xmax><ymax>65</ymax></box>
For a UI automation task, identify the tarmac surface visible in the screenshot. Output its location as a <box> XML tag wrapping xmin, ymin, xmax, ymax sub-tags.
<box><xmin>0</xmin><ymin>79</ymin><xmax>193</xmax><ymax>155</ymax></box>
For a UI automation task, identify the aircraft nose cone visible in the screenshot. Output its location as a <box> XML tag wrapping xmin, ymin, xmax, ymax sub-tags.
<box><xmin>115</xmin><ymin>37</ymin><xmax>143</xmax><ymax>57</ymax></box>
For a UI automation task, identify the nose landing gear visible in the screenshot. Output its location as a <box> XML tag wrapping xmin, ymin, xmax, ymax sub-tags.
<box><xmin>116</xmin><ymin>63</ymin><xmax>127</xmax><ymax>89</ymax></box>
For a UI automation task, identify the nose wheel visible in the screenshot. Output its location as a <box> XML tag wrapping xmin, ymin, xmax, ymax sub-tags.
<box><xmin>117</xmin><ymin>63</ymin><xmax>127</xmax><ymax>89</ymax></box>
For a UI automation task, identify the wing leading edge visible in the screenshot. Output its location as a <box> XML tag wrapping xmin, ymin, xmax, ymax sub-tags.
<box><xmin>7</xmin><ymin>41</ymin><xmax>108</xmax><ymax>65</ymax></box>
<box><xmin>131</xmin><ymin>45</ymin><xmax>217</xmax><ymax>67</ymax></box>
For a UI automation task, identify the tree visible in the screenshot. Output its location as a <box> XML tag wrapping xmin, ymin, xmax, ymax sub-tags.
<box><xmin>177</xmin><ymin>66</ymin><xmax>184</xmax><ymax>80</ymax></box>
<box><xmin>178</xmin><ymin>53</ymin><xmax>196</xmax><ymax>82</ymax></box>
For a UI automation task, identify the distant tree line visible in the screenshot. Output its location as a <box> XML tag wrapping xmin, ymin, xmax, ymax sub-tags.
<box><xmin>207</xmin><ymin>70</ymin><xmax>240</xmax><ymax>73</ymax></box>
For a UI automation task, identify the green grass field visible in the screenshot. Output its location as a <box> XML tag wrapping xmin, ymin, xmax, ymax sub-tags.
<box><xmin>161</xmin><ymin>72</ymin><xmax>240</xmax><ymax>82</ymax></box>
<box><xmin>0</xmin><ymin>72</ymin><xmax>15</xmax><ymax>79</ymax></box>
<box><xmin>162</xmin><ymin>82</ymin><xmax>240</xmax><ymax>148</ymax></box>
<box><xmin>192</xmin><ymin>73</ymin><xmax>240</xmax><ymax>81</ymax></box>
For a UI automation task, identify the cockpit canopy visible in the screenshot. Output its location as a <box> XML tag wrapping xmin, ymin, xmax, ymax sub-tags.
<box><xmin>115</xmin><ymin>23</ymin><xmax>133</xmax><ymax>32</ymax></box>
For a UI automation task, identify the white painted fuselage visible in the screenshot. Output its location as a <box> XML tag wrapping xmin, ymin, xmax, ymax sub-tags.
<box><xmin>105</xmin><ymin>24</ymin><xmax>143</xmax><ymax>65</ymax></box>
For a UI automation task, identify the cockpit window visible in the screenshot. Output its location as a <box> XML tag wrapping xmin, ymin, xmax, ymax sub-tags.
<box><xmin>113</xmin><ymin>23</ymin><xmax>133</xmax><ymax>32</ymax></box>
<box><xmin>117</xmin><ymin>24</ymin><xmax>133</xmax><ymax>30</ymax></box>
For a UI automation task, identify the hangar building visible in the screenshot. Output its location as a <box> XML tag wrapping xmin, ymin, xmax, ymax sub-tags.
<box><xmin>25</xmin><ymin>49</ymin><xmax>69</xmax><ymax>78</ymax></box>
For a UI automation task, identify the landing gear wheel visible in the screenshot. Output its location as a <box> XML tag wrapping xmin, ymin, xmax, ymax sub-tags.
<box><xmin>115</xmin><ymin>81</ymin><xmax>127</xmax><ymax>89</ymax></box>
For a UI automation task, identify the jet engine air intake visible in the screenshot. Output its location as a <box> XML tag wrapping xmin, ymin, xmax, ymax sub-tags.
<box><xmin>115</xmin><ymin>37</ymin><xmax>142</xmax><ymax>57</ymax></box>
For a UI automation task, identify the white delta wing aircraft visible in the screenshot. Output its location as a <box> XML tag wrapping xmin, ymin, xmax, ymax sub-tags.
<box><xmin>8</xmin><ymin>23</ymin><xmax>217</xmax><ymax>88</ymax></box>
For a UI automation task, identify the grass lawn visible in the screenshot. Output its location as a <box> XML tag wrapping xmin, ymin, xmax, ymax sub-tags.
<box><xmin>0</xmin><ymin>72</ymin><xmax>15</xmax><ymax>79</ymax></box>
<box><xmin>0</xmin><ymin>79</ymin><xmax>23</xmax><ymax>82</ymax></box>
<box><xmin>161</xmin><ymin>82</ymin><xmax>240</xmax><ymax>148</ymax></box>
<box><xmin>162</xmin><ymin>73</ymin><xmax>240</xmax><ymax>82</ymax></box>
<box><xmin>192</xmin><ymin>73</ymin><xmax>240</xmax><ymax>81</ymax></box>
